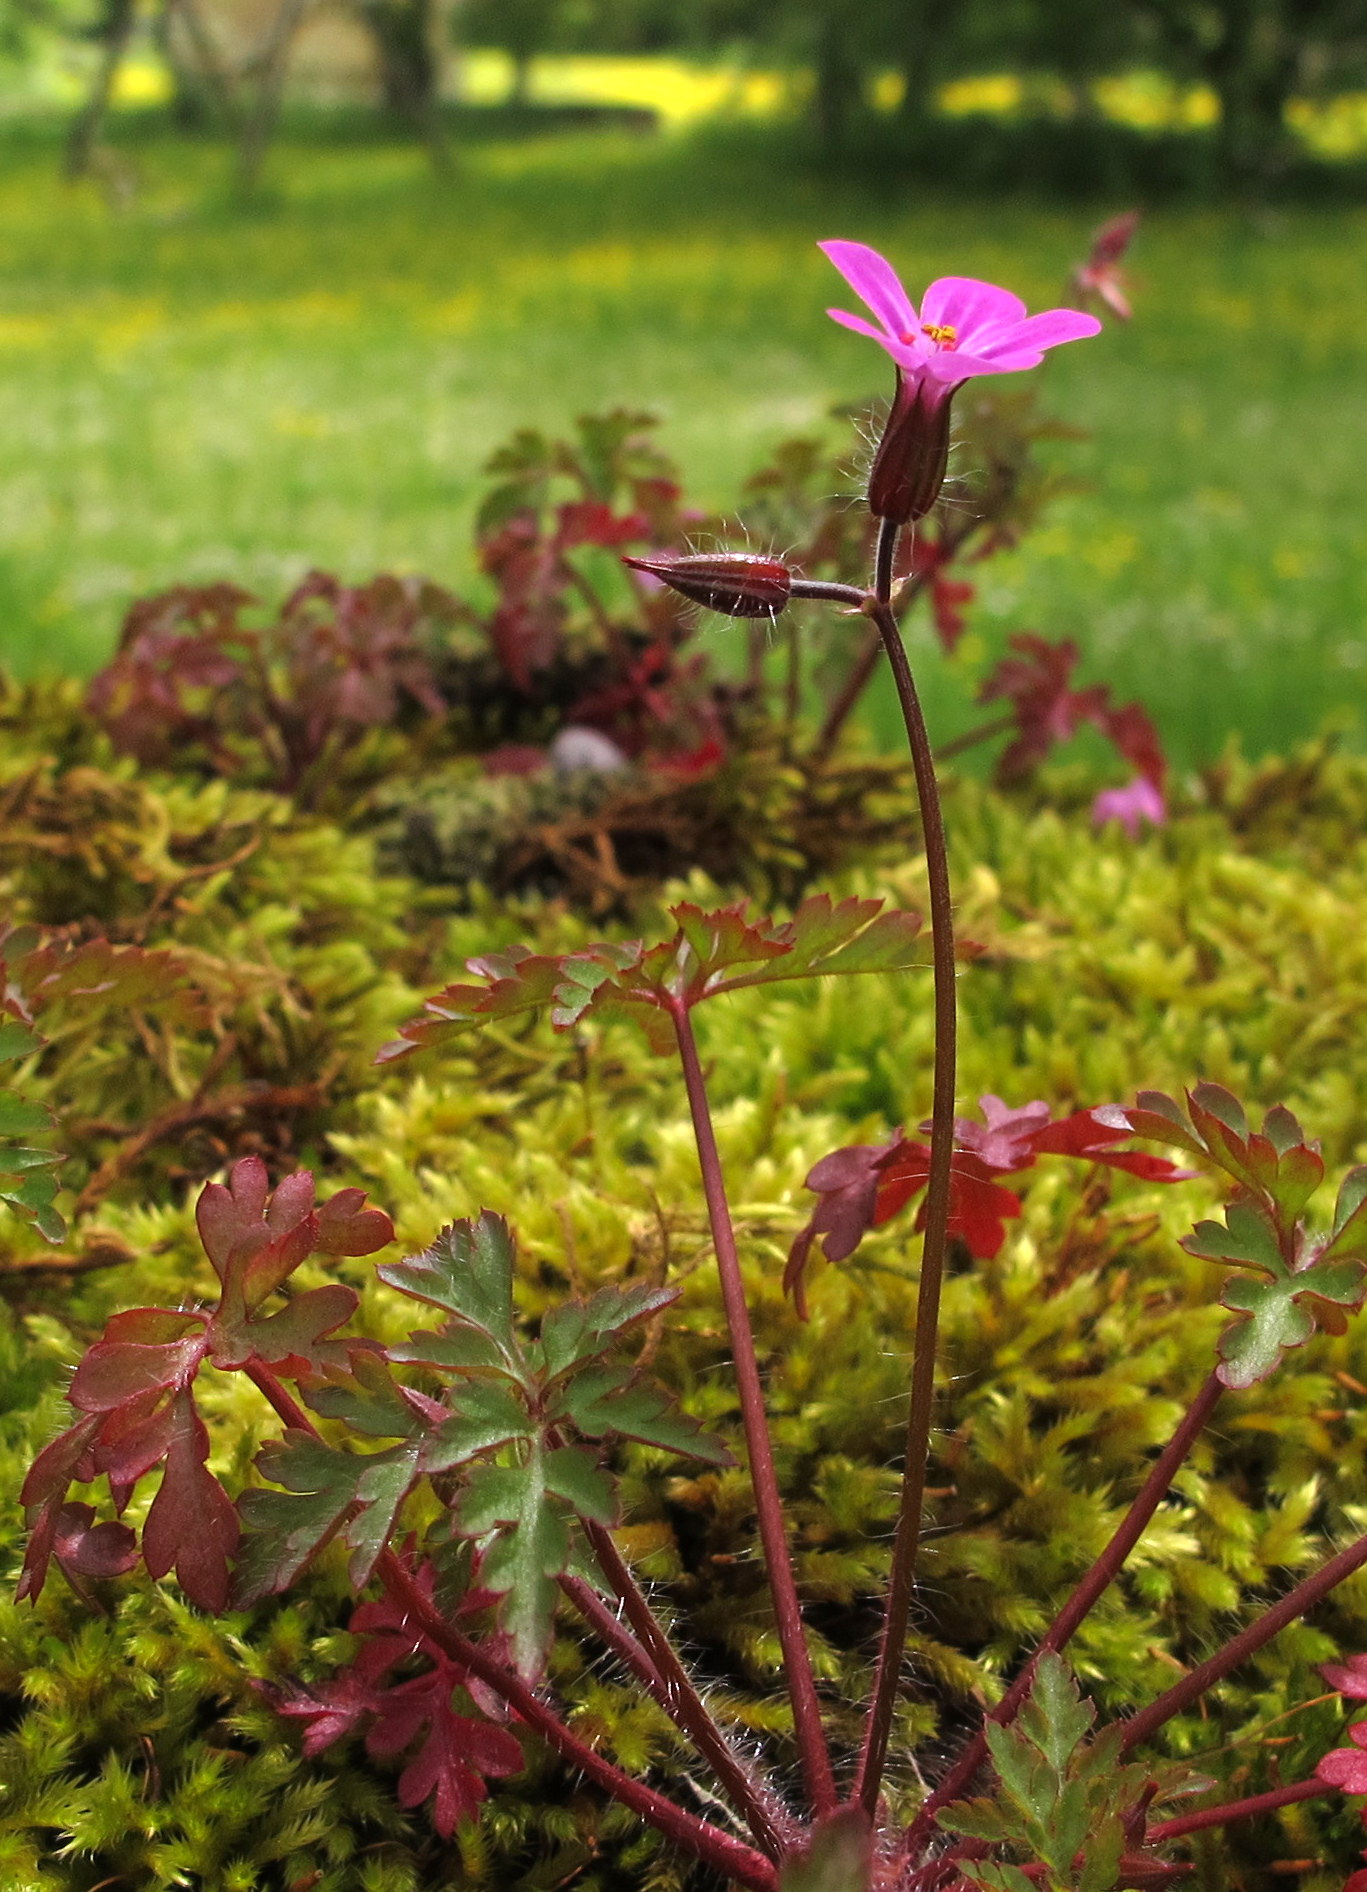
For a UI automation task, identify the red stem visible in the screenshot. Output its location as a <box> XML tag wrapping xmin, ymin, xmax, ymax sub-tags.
<box><xmin>575</xmin><ymin>1520</ymin><xmax>792</xmax><ymax>1855</ymax></box>
<box><xmin>1119</xmin><ymin>1524</ymin><xmax>1367</xmax><ymax>1756</ymax></box>
<box><xmin>855</xmin><ymin>520</ymin><xmax>957</xmax><ymax>1819</ymax></box>
<box><xmin>377</xmin><ymin>1551</ymin><xmax>778</xmax><ymax>1891</ymax></box>
<box><xmin>247</xmin><ymin>1363</ymin><xmax>784</xmax><ymax>1855</ymax></box>
<box><xmin>809</xmin><ymin>566</ymin><xmax>931</xmax><ymax>766</ymax></box>
<box><xmin>671</xmin><ymin>1000</ymin><xmax>837</xmax><ymax>1816</ymax></box>
<box><xmin>1146</xmin><ymin>1776</ymin><xmax>1328</xmax><ymax>1842</ymax></box>
<box><xmin>905</xmin><ymin>1372</ymin><xmax>1225</xmax><ymax>1847</ymax></box>
<box><xmin>244</xmin><ymin>1359</ymin><xmax>314</xmax><ymax>1432</ymax></box>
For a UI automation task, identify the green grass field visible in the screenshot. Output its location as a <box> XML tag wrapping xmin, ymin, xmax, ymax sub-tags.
<box><xmin>0</xmin><ymin>111</ymin><xmax>1363</xmax><ymax>768</ymax></box>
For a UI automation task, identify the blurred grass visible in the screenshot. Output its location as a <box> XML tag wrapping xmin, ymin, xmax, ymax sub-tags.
<box><xmin>0</xmin><ymin>110</ymin><xmax>1363</xmax><ymax>768</ymax></box>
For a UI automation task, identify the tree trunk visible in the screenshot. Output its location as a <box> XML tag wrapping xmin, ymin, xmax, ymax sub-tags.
<box><xmin>65</xmin><ymin>0</ymin><xmax>138</xmax><ymax>180</ymax></box>
<box><xmin>897</xmin><ymin>0</ymin><xmax>955</xmax><ymax>129</ymax></box>
<box><xmin>236</xmin><ymin>0</ymin><xmax>309</xmax><ymax>191</ymax></box>
<box><xmin>813</xmin><ymin>10</ymin><xmax>862</xmax><ymax>154</ymax></box>
<box><xmin>159</xmin><ymin>0</ymin><xmax>241</xmax><ymax>131</ymax></box>
<box><xmin>359</xmin><ymin>0</ymin><xmax>450</xmax><ymax>167</ymax></box>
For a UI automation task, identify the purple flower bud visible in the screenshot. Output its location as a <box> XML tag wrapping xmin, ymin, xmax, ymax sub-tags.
<box><xmin>622</xmin><ymin>552</ymin><xmax>793</xmax><ymax>619</ymax></box>
<box><xmin>867</xmin><ymin>372</ymin><xmax>956</xmax><ymax>525</ymax></box>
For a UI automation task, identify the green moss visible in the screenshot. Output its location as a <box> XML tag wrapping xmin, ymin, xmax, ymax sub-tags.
<box><xmin>11</xmin><ymin>730</ymin><xmax>1367</xmax><ymax>1881</ymax></box>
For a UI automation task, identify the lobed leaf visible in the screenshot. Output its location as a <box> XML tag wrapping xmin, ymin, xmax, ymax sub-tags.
<box><xmin>538</xmin><ymin>1281</ymin><xmax>679</xmax><ymax>1381</ymax></box>
<box><xmin>554</xmin><ymin>1363</ymin><xmax>732</xmax><ymax>1466</ymax></box>
<box><xmin>377</xmin><ymin>1214</ymin><xmax>520</xmax><ymax>1367</ymax></box>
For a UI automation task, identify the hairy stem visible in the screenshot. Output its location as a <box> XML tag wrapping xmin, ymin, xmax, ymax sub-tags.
<box><xmin>672</xmin><ymin>1000</ymin><xmax>837</xmax><ymax>1816</ymax></box>
<box><xmin>245</xmin><ymin>1360</ymin><xmax>785</xmax><ymax>1865</ymax></box>
<box><xmin>856</xmin><ymin>516</ymin><xmax>958</xmax><ymax>1819</ymax></box>
<box><xmin>906</xmin><ymin>1371</ymin><xmax>1224</xmax><ymax>1846</ymax></box>
<box><xmin>576</xmin><ymin>1520</ymin><xmax>791</xmax><ymax>1855</ymax></box>
<box><xmin>1119</xmin><ymin>1524</ymin><xmax>1367</xmax><ymax>1755</ymax></box>
<box><xmin>1146</xmin><ymin>1777</ymin><xmax>1328</xmax><ymax>1842</ymax></box>
<box><xmin>378</xmin><ymin>1553</ymin><xmax>777</xmax><ymax>1891</ymax></box>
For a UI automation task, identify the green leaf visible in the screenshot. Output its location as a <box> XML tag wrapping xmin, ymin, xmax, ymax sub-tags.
<box><xmin>236</xmin><ymin>1430</ymin><xmax>420</xmax><ymax>1602</ymax></box>
<box><xmin>421</xmin><ymin>1380</ymin><xmax>531</xmax><ymax>1472</ymax></box>
<box><xmin>541</xmin><ymin>1444</ymin><xmax>616</xmax><ymax>1524</ymax></box>
<box><xmin>0</xmin><ymin>1088</ymin><xmax>52</xmax><ymax>1138</ymax></box>
<box><xmin>388</xmin><ymin>1324</ymin><xmax>513</xmax><ymax>1378</ymax></box>
<box><xmin>555</xmin><ymin>1363</ymin><xmax>732</xmax><ymax>1466</ymax></box>
<box><xmin>1218</xmin><ymin>1255</ymin><xmax>1366</xmax><ymax>1388</ymax></box>
<box><xmin>344</xmin><ymin>1443</ymin><xmax>422</xmax><ymax>1586</ymax></box>
<box><xmin>457</xmin><ymin>1449</ymin><xmax>568</xmax><ymax>1678</ymax></box>
<box><xmin>1190</xmin><ymin>1082</ymin><xmax>1248</xmax><ymax>1140</ymax></box>
<box><xmin>538</xmin><ymin>1282</ymin><xmax>679</xmax><ymax>1381</ymax></box>
<box><xmin>1181</xmin><ymin>1198</ymin><xmax>1284</xmax><ymax>1274</ymax></box>
<box><xmin>707</xmin><ymin>895</ymin><xmax>924</xmax><ymax>996</ymax></box>
<box><xmin>934</xmin><ymin>1798</ymin><xmax>1017</xmax><ymax>1845</ymax></box>
<box><xmin>984</xmin><ymin>1720</ymin><xmax>1054</xmax><ymax>1826</ymax></box>
<box><xmin>1323</xmin><ymin>1165</ymin><xmax>1367</xmax><ymax>1261</ymax></box>
<box><xmin>234</xmin><ymin>1433</ymin><xmax>362</xmax><ymax>1604</ymax></box>
<box><xmin>1078</xmin><ymin>1814</ymin><xmax>1126</xmax><ymax>1892</ymax></box>
<box><xmin>1017</xmin><ymin>1652</ymin><xmax>1094</xmax><ymax>1775</ymax></box>
<box><xmin>378</xmin><ymin>1214</ymin><xmax>520</xmax><ymax>1366</ymax></box>
<box><xmin>305</xmin><ymin>1347</ymin><xmax>418</xmax><ymax>1435</ymax></box>
<box><xmin>0</xmin><ymin>1018</ymin><xmax>42</xmax><ymax>1066</ymax></box>
<box><xmin>0</xmin><ymin>1155</ymin><xmax>65</xmax><ymax>1243</ymax></box>
<box><xmin>777</xmin><ymin>1809</ymin><xmax>873</xmax><ymax>1892</ymax></box>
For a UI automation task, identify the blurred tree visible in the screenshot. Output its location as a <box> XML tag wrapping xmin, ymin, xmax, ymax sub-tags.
<box><xmin>63</xmin><ymin>0</ymin><xmax>137</xmax><ymax>177</ymax></box>
<box><xmin>463</xmin><ymin>0</ymin><xmax>559</xmax><ymax>101</ymax></box>
<box><xmin>1130</xmin><ymin>0</ymin><xmax>1367</xmax><ymax>184</ymax></box>
<box><xmin>354</xmin><ymin>0</ymin><xmax>449</xmax><ymax>165</ymax></box>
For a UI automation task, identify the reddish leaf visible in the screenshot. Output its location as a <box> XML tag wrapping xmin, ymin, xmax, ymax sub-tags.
<box><xmin>1322</xmin><ymin>1654</ymin><xmax>1367</xmax><ymax>1700</ymax></box>
<box><xmin>787</xmin><ymin>1095</ymin><xmax>1185</xmax><ymax>1314</ymax></box>
<box><xmin>140</xmin><ymin>1392</ymin><xmax>240</xmax><ymax>1611</ymax></box>
<box><xmin>1317</xmin><ymin>1720</ymin><xmax>1367</xmax><ymax>1794</ymax></box>
<box><xmin>52</xmin><ymin>1502</ymin><xmax>138</xmax><ymax>1580</ymax></box>
<box><xmin>978</xmin><ymin>631</ymin><xmax>1166</xmax><ymax>798</ymax></box>
<box><xmin>264</xmin><ymin>1669</ymin><xmax>378</xmax><ymax>1757</ymax></box>
<box><xmin>263</xmin><ymin>1566</ymin><xmax>523</xmax><ymax>1837</ymax></box>
<box><xmin>16</xmin><ymin>1411</ymin><xmax>103</xmax><ymax>1601</ymax></box>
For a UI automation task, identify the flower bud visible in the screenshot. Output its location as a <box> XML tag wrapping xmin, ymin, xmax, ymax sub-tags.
<box><xmin>622</xmin><ymin>552</ymin><xmax>793</xmax><ymax>619</ymax></box>
<box><xmin>867</xmin><ymin>373</ymin><xmax>956</xmax><ymax>525</ymax></box>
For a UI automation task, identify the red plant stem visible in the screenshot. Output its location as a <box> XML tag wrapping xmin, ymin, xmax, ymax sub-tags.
<box><xmin>248</xmin><ymin>1357</ymin><xmax>784</xmax><ymax>1854</ymax></box>
<box><xmin>905</xmin><ymin>1371</ymin><xmax>1225</xmax><ymax>1848</ymax></box>
<box><xmin>1119</xmin><ymin>1524</ymin><xmax>1367</xmax><ymax>1756</ymax></box>
<box><xmin>1146</xmin><ymin>1777</ymin><xmax>1328</xmax><ymax>1842</ymax></box>
<box><xmin>377</xmin><ymin>1551</ymin><xmax>778</xmax><ymax>1892</ymax></box>
<box><xmin>855</xmin><ymin>519</ymin><xmax>957</xmax><ymax>1819</ymax></box>
<box><xmin>671</xmin><ymin>1000</ymin><xmax>837</xmax><ymax>1817</ymax></box>
<box><xmin>809</xmin><ymin>566</ymin><xmax>931</xmax><ymax>766</ymax></box>
<box><xmin>243</xmin><ymin>1362</ymin><xmax>782</xmax><ymax>1880</ymax></box>
<box><xmin>789</xmin><ymin>578</ymin><xmax>869</xmax><ymax>610</ymax></box>
<box><xmin>244</xmin><ymin>1359</ymin><xmax>314</xmax><ymax>1432</ymax></box>
<box><xmin>572</xmin><ymin>1522</ymin><xmax>791</xmax><ymax>1855</ymax></box>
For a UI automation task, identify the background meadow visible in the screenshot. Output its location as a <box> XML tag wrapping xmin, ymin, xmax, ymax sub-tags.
<box><xmin>0</xmin><ymin>101</ymin><xmax>1363</xmax><ymax>769</ymax></box>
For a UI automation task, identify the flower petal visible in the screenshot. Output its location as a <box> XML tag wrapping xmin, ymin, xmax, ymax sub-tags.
<box><xmin>826</xmin><ymin>307</ymin><xmax>921</xmax><ymax>369</ymax></box>
<box><xmin>999</xmin><ymin>307</ymin><xmax>1104</xmax><ymax>352</ymax></box>
<box><xmin>919</xmin><ymin>276</ymin><xmax>1027</xmax><ymax>341</ymax></box>
<box><xmin>819</xmin><ymin>241</ymin><xmax>918</xmax><ymax>340</ymax></box>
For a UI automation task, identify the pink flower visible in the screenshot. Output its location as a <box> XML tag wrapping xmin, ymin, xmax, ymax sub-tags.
<box><xmin>1092</xmin><ymin>774</ymin><xmax>1167</xmax><ymax>838</ymax></box>
<box><xmin>1071</xmin><ymin>210</ymin><xmax>1140</xmax><ymax>323</ymax></box>
<box><xmin>820</xmin><ymin>240</ymin><xmax>1102</xmax><ymax>405</ymax></box>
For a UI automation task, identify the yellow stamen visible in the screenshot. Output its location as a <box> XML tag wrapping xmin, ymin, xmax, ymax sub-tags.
<box><xmin>922</xmin><ymin>322</ymin><xmax>958</xmax><ymax>349</ymax></box>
